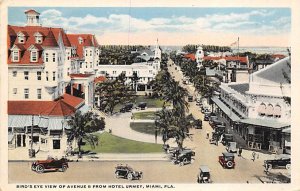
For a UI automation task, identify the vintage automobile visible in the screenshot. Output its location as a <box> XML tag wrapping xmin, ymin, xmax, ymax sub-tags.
<box><xmin>218</xmin><ymin>152</ymin><xmax>235</xmax><ymax>169</ymax></box>
<box><xmin>209</xmin><ymin>119</ymin><xmax>224</xmax><ymax>129</ymax></box>
<box><xmin>215</xmin><ymin>125</ymin><xmax>226</xmax><ymax>134</ymax></box>
<box><xmin>115</xmin><ymin>164</ymin><xmax>143</xmax><ymax>180</ymax></box>
<box><xmin>172</xmin><ymin>149</ymin><xmax>195</xmax><ymax>166</ymax></box>
<box><xmin>31</xmin><ymin>157</ymin><xmax>68</xmax><ymax>173</ymax></box>
<box><xmin>193</xmin><ymin>119</ymin><xmax>202</xmax><ymax>129</ymax></box>
<box><xmin>120</xmin><ymin>103</ymin><xmax>134</xmax><ymax>113</ymax></box>
<box><xmin>197</xmin><ymin>165</ymin><xmax>212</xmax><ymax>183</ymax></box>
<box><xmin>264</xmin><ymin>154</ymin><xmax>291</xmax><ymax>170</ymax></box>
<box><xmin>136</xmin><ymin>102</ymin><xmax>147</xmax><ymax>110</ymax></box>
<box><xmin>221</xmin><ymin>134</ymin><xmax>234</xmax><ymax>145</ymax></box>
<box><xmin>226</xmin><ymin>142</ymin><xmax>237</xmax><ymax>153</ymax></box>
<box><xmin>188</xmin><ymin>95</ymin><xmax>193</xmax><ymax>102</ymax></box>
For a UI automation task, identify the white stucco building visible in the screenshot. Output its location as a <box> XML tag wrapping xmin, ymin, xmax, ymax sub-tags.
<box><xmin>212</xmin><ymin>57</ymin><xmax>291</xmax><ymax>153</ymax></box>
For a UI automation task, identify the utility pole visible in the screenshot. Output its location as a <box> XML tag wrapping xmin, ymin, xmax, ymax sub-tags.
<box><xmin>29</xmin><ymin>115</ymin><xmax>35</xmax><ymax>158</ymax></box>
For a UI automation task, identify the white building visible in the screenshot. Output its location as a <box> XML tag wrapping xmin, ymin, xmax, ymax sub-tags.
<box><xmin>211</xmin><ymin>57</ymin><xmax>291</xmax><ymax>153</ymax></box>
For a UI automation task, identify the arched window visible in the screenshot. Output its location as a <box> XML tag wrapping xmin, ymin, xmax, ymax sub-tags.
<box><xmin>258</xmin><ymin>103</ymin><xmax>266</xmax><ymax>116</ymax></box>
<box><xmin>266</xmin><ymin>104</ymin><xmax>274</xmax><ymax>117</ymax></box>
<box><xmin>274</xmin><ymin>105</ymin><xmax>281</xmax><ymax>118</ymax></box>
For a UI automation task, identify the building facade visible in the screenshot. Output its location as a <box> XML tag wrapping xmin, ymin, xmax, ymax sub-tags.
<box><xmin>212</xmin><ymin>57</ymin><xmax>291</xmax><ymax>153</ymax></box>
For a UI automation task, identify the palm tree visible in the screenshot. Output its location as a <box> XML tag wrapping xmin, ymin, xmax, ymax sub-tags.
<box><xmin>67</xmin><ymin>111</ymin><xmax>105</xmax><ymax>157</ymax></box>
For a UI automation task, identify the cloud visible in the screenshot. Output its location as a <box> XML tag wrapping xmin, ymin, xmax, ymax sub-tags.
<box><xmin>38</xmin><ymin>8</ymin><xmax>288</xmax><ymax>38</ymax></box>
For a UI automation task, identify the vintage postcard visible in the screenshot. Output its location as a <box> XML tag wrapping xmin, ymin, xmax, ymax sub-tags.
<box><xmin>1</xmin><ymin>0</ymin><xmax>299</xmax><ymax>191</ymax></box>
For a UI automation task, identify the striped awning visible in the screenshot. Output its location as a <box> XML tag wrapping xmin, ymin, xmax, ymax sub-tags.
<box><xmin>8</xmin><ymin>115</ymin><xmax>70</xmax><ymax>130</ymax></box>
<box><xmin>266</xmin><ymin>104</ymin><xmax>274</xmax><ymax>115</ymax></box>
<box><xmin>257</xmin><ymin>104</ymin><xmax>266</xmax><ymax>114</ymax></box>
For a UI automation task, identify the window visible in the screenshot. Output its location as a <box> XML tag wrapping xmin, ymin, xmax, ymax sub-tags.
<box><xmin>113</xmin><ymin>71</ymin><xmax>116</xmax><ymax>74</ymax></box>
<box><xmin>18</xmin><ymin>33</ymin><xmax>25</xmax><ymax>44</ymax></box>
<box><xmin>13</xmin><ymin>88</ymin><xmax>17</xmax><ymax>94</ymax></box>
<box><xmin>90</xmin><ymin>50</ymin><xmax>92</xmax><ymax>56</ymax></box>
<box><xmin>52</xmin><ymin>53</ymin><xmax>56</xmax><ymax>62</ymax></box>
<box><xmin>13</xmin><ymin>71</ymin><xmax>17</xmax><ymax>77</ymax></box>
<box><xmin>90</xmin><ymin>62</ymin><xmax>92</xmax><ymax>68</ymax></box>
<box><xmin>45</xmin><ymin>53</ymin><xmax>48</xmax><ymax>62</ymax></box>
<box><xmin>46</xmin><ymin>71</ymin><xmax>49</xmax><ymax>81</ymax></box>
<box><xmin>24</xmin><ymin>88</ymin><xmax>29</xmax><ymax>99</ymax></box>
<box><xmin>53</xmin><ymin>72</ymin><xmax>56</xmax><ymax>81</ymax></box>
<box><xmin>78</xmin><ymin>37</ymin><xmax>83</xmax><ymax>44</ymax></box>
<box><xmin>149</xmin><ymin>70</ymin><xmax>153</xmax><ymax>74</ymax></box>
<box><xmin>35</xmin><ymin>36</ymin><xmax>42</xmax><ymax>44</ymax></box>
<box><xmin>12</xmin><ymin>51</ymin><xmax>19</xmax><ymax>62</ymax></box>
<box><xmin>30</xmin><ymin>51</ymin><xmax>38</xmax><ymax>62</ymax></box>
<box><xmin>85</xmin><ymin>62</ymin><xmax>87</xmax><ymax>68</ymax></box>
<box><xmin>80</xmin><ymin>63</ymin><xmax>82</xmax><ymax>68</ymax></box>
<box><xmin>53</xmin><ymin>140</ymin><xmax>60</xmax><ymax>149</ymax></box>
<box><xmin>37</xmin><ymin>89</ymin><xmax>42</xmax><ymax>99</ymax></box>
<box><xmin>37</xmin><ymin>71</ymin><xmax>41</xmax><ymax>80</ymax></box>
<box><xmin>24</xmin><ymin>71</ymin><xmax>29</xmax><ymax>80</ymax></box>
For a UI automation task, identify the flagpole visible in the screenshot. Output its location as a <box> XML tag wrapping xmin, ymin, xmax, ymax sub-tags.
<box><xmin>237</xmin><ymin>37</ymin><xmax>239</xmax><ymax>58</ymax></box>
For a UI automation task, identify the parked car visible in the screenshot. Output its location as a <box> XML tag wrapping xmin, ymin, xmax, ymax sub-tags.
<box><xmin>226</xmin><ymin>142</ymin><xmax>237</xmax><ymax>153</ymax></box>
<box><xmin>197</xmin><ymin>165</ymin><xmax>212</xmax><ymax>183</ymax></box>
<box><xmin>264</xmin><ymin>154</ymin><xmax>291</xmax><ymax>170</ymax></box>
<box><xmin>136</xmin><ymin>102</ymin><xmax>147</xmax><ymax>110</ymax></box>
<box><xmin>215</xmin><ymin>125</ymin><xmax>226</xmax><ymax>134</ymax></box>
<box><xmin>193</xmin><ymin>119</ymin><xmax>202</xmax><ymax>129</ymax></box>
<box><xmin>188</xmin><ymin>95</ymin><xmax>193</xmax><ymax>102</ymax></box>
<box><xmin>115</xmin><ymin>164</ymin><xmax>143</xmax><ymax>180</ymax></box>
<box><xmin>221</xmin><ymin>134</ymin><xmax>234</xmax><ymax>145</ymax></box>
<box><xmin>31</xmin><ymin>157</ymin><xmax>68</xmax><ymax>173</ymax></box>
<box><xmin>172</xmin><ymin>149</ymin><xmax>195</xmax><ymax>166</ymax></box>
<box><xmin>120</xmin><ymin>103</ymin><xmax>134</xmax><ymax>113</ymax></box>
<box><xmin>204</xmin><ymin>114</ymin><xmax>210</xmax><ymax>121</ymax></box>
<box><xmin>209</xmin><ymin>119</ymin><xmax>224</xmax><ymax>129</ymax></box>
<box><xmin>218</xmin><ymin>152</ymin><xmax>235</xmax><ymax>169</ymax></box>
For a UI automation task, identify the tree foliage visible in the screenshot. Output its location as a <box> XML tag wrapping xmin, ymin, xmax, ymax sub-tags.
<box><xmin>67</xmin><ymin>111</ymin><xmax>105</xmax><ymax>156</ymax></box>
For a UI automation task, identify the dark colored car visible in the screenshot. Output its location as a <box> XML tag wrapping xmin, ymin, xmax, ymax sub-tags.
<box><xmin>264</xmin><ymin>154</ymin><xmax>291</xmax><ymax>170</ymax></box>
<box><xmin>221</xmin><ymin>134</ymin><xmax>234</xmax><ymax>145</ymax></box>
<box><xmin>197</xmin><ymin>165</ymin><xmax>212</xmax><ymax>183</ymax></box>
<box><xmin>136</xmin><ymin>102</ymin><xmax>147</xmax><ymax>110</ymax></box>
<box><xmin>204</xmin><ymin>114</ymin><xmax>210</xmax><ymax>121</ymax></box>
<box><xmin>31</xmin><ymin>157</ymin><xmax>68</xmax><ymax>173</ymax></box>
<box><xmin>194</xmin><ymin>119</ymin><xmax>202</xmax><ymax>129</ymax></box>
<box><xmin>215</xmin><ymin>125</ymin><xmax>226</xmax><ymax>134</ymax></box>
<box><xmin>188</xmin><ymin>96</ymin><xmax>193</xmax><ymax>102</ymax></box>
<box><xmin>120</xmin><ymin>103</ymin><xmax>134</xmax><ymax>113</ymax></box>
<box><xmin>209</xmin><ymin>119</ymin><xmax>224</xmax><ymax>129</ymax></box>
<box><xmin>218</xmin><ymin>152</ymin><xmax>235</xmax><ymax>169</ymax></box>
<box><xmin>115</xmin><ymin>164</ymin><xmax>143</xmax><ymax>180</ymax></box>
<box><xmin>172</xmin><ymin>149</ymin><xmax>195</xmax><ymax>166</ymax></box>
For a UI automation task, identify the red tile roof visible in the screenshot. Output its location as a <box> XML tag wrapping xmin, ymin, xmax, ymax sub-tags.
<box><xmin>271</xmin><ymin>54</ymin><xmax>286</xmax><ymax>59</ymax></box>
<box><xmin>94</xmin><ymin>76</ymin><xmax>106</xmax><ymax>83</ymax></box>
<box><xmin>24</xmin><ymin>9</ymin><xmax>40</xmax><ymax>15</ymax></box>
<box><xmin>7</xmin><ymin>25</ymin><xmax>70</xmax><ymax>65</ymax></box>
<box><xmin>8</xmin><ymin>94</ymin><xmax>84</xmax><ymax>116</ymax></box>
<box><xmin>70</xmin><ymin>74</ymin><xmax>94</xmax><ymax>78</ymax></box>
<box><xmin>61</xmin><ymin>93</ymin><xmax>84</xmax><ymax>108</ymax></box>
<box><xmin>184</xmin><ymin>54</ymin><xmax>196</xmax><ymax>61</ymax></box>
<box><xmin>67</xmin><ymin>34</ymin><xmax>99</xmax><ymax>59</ymax></box>
<box><xmin>203</xmin><ymin>56</ymin><xmax>248</xmax><ymax>63</ymax></box>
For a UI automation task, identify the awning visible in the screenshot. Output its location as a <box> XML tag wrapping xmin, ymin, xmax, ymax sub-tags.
<box><xmin>282</xmin><ymin>127</ymin><xmax>291</xmax><ymax>133</ymax></box>
<box><xmin>266</xmin><ymin>104</ymin><xmax>274</xmax><ymax>115</ymax></box>
<box><xmin>274</xmin><ymin>105</ymin><xmax>281</xmax><ymax>116</ymax></box>
<box><xmin>285</xmin><ymin>140</ymin><xmax>291</xmax><ymax>147</ymax></box>
<box><xmin>240</xmin><ymin>118</ymin><xmax>289</xmax><ymax>129</ymax></box>
<box><xmin>257</xmin><ymin>104</ymin><xmax>266</xmax><ymax>114</ymax></box>
<box><xmin>8</xmin><ymin>133</ymin><xmax>14</xmax><ymax>142</ymax></box>
<box><xmin>211</xmin><ymin>97</ymin><xmax>240</xmax><ymax>121</ymax></box>
<box><xmin>8</xmin><ymin>115</ymin><xmax>70</xmax><ymax>130</ymax></box>
<box><xmin>78</xmin><ymin>104</ymin><xmax>90</xmax><ymax>114</ymax></box>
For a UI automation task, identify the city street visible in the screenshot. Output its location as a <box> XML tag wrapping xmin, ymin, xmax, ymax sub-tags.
<box><xmin>8</xmin><ymin>58</ymin><xmax>276</xmax><ymax>184</ymax></box>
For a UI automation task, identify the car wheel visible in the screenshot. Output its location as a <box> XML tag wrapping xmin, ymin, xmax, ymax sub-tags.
<box><xmin>180</xmin><ymin>161</ymin><xmax>184</xmax><ymax>166</ymax></box>
<box><xmin>139</xmin><ymin>173</ymin><xmax>143</xmax><ymax>180</ymax></box>
<box><xmin>61</xmin><ymin>165</ymin><xmax>68</xmax><ymax>172</ymax></box>
<box><xmin>127</xmin><ymin>173</ymin><xmax>133</xmax><ymax>181</ymax></box>
<box><xmin>286</xmin><ymin>164</ymin><xmax>291</xmax><ymax>170</ymax></box>
<box><xmin>31</xmin><ymin>165</ymin><xmax>36</xmax><ymax>171</ymax></box>
<box><xmin>36</xmin><ymin>164</ymin><xmax>45</xmax><ymax>174</ymax></box>
<box><xmin>183</xmin><ymin>158</ymin><xmax>188</xmax><ymax>164</ymax></box>
<box><xmin>115</xmin><ymin>171</ymin><xmax>120</xmax><ymax>179</ymax></box>
<box><xmin>226</xmin><ymin>161</ymin><xmax>233</xmax><ymax>168</ymax></box>
<box><xmin>267</xmin><ymin>164</ymin><xmax>272</xmax><ymax>170</ymax></box>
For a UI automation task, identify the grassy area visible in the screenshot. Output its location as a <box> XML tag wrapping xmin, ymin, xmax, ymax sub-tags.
<box><xmin>130</xmin><ymin>122</ymin><xmax>158</xmax><ymax>135</ymax></box>
<box><xmin>132</xmin><ymin>111</ymin><xmax>156</xmax><ymax>120</ymax></box>
<box><xmin>135</xmin><ymin>96</ymin><xmax>168</xmax><ymax>108</ymax></box>
<box><xmin>81</xmin><ymin>132</ymin><xmax>162</xmax><ymax>153</ymax></box>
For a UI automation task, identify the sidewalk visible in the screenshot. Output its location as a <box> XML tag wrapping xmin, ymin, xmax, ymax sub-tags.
<box><xmin>8</xmin><ymin>148</ymin><xmax>169</xmax><ymax>162</ymax></box>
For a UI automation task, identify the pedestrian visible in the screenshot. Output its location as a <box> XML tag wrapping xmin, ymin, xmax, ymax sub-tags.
<box><xmin>252</xmin><ymin>151</ymin><xmax>256</xmax><ymax>161</ymax></box>
<box><xmin>206</xmin><ymin>131</ymin><xmax>209</xmax><ymax>139</ymax></box>
<box><xmin>238</xmin><ymin>147</ymin><xmax>243</xmax><ymax>157</ymax></box>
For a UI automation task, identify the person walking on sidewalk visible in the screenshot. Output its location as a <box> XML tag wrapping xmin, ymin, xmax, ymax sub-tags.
<box><xmin>238</xmin><ymin>147</ymin><xmax>243</xmax><ymax>157</ymax></box>
<box><xmin>206</xmin><ymin>131</ymin><xmax>209</xmax><ymax>139</ymax></box>
<box><xmin>252</xmin><ymin>151</ymin><xmax>256</xmax><ymax>161</ymax></box>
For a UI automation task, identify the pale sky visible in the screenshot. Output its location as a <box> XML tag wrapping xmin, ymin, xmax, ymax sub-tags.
<box><xmin>9</xmin><ymin>7</ymin><xmax>291</xmax><ymax>47</ymax></box>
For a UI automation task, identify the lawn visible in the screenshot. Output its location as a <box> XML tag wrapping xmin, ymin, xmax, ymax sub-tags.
<box><xmin>130</xmin><ymin>122</ymin><xmax>158</xmax><ymax>135</ymax></box>
<box><xmin>132</xmin><ymin>111</ymin><xmax>156</xmax><ymax>120</ymax></box>
<box><xmin>81</xmin><ymin>132</ymin><xmax>162</xmax><ymax>153</ymax></box>
<box><xmin>135</xmin><ymin>96</ymin><xmax>168</xmax><ymax>108</ymax></box>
